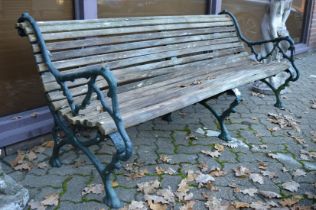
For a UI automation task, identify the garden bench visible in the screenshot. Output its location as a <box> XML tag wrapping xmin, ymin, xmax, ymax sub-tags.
<box><xmin>16</xmin><ymin>11</ymin><xmax>299</xmax><ymax>208</ymax></box>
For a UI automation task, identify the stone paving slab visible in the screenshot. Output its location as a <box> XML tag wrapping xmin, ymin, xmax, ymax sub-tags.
<box><xmin>1</xmin><ymin>52</ymin><xmax>316</xmax><ymax>209</ymax></box>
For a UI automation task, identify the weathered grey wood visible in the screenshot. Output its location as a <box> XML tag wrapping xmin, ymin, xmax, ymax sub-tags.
<box><xmin>29</xmin><ymin>21</ymin><xmax>233</xmax><ymax>42</ymax></box>
<box><xmin>37</xmin><ymin>16</ymin><xmax>231</xmax><ymax>33</ymax></box>
<box><xmin>38</xmin><ymin>41</ymin><xmax>242</xmax><ymax>72</ymax></box>
<box><xmin>62</xmin><ymin>62</ymin><xmax>288</xmax><ymax>134</ymax></box>
<box><xmin>32</xmin><ymin>27</ymin><xmax>236</xmax><ymax>53</ymax></box>
<box><xmin>51</xmin><ymin>52</ymin><xmax>249</xmax><ymax>105</ymax></box>
<box><xmin>42</xmin><ymin>46</ymin><xmax>244</xmax><ymax>93</ymax></box>
<box><xmin>34</xmin><ymin>32</ymin><xmax>237</xmax><ymax>62</ymax></box>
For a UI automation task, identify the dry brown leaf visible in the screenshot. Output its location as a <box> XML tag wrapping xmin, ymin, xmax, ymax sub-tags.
<box><xmin>291</xmin><ymin>136</ymin><xmax>305</xmax><ymax>144</ymax></box>
<box><xmin>176</xmin><ymin>178</ymin><xmax>193</xmax><ymax>201</ymax></box>
<box><xmin>41</xmin><ymin>193</ymin><xmax>59</xmax><ymax>207</ymax></box>
<box><xmin>204</xmin><ymin>197</ymin><xmax>230</xmax><ymax>210</ymax></box>
<box><xmin>251</xmin><ymin>91</ymin><xmax>265</xmax><ymax>98</ymax></box>
<box><xmin>259</xmin><ymin>190</ymin><xmax>281</xmax><ymax>199</ymax></box>
<box><xmin>37</xmin><ymin>162</ymin><xmax>48</xmax><ymax>169</ymax></box>
<box><xmin>214</xmin><ymin>144</ymin><xmax>225</xmax><ymax>152</ymax></box>
<box><xmin>29</xmin><ymin>200</ymin><xmax>45</xmax><ymax>210</ymax></box>
<box><xmin>210</xmin><ymin>168</ymin><xmax>226</xmax><ymax>177</ymax></box>
<box><xmin>198</xmin><ymin>162</ymin><xmax>209</xmax><ymax>172</ymax></box>
<box><xmin>249</xmin><ymin>173</ymin><xmax>264</xmax><ymax>184</ymax></box>
<box><xmin>180</xmin><ymin>201</ymin><xmax>195</xmax><ymax>210</ymax></box>
<box><xmin>250</xmin><ymin>201</ymin><xmax>271</xmax><ymax>209</ymax></box>
<box><xmin>201</xmin><ymin>150</ymin><xmax>221</xmax><ymax>158</ymax></box>
<box><xmin>147</xmin><ymin>200</ymin><xmax>167</xmax><ymax>210</ymax></box>
<box><xmin>232</xmin><ymin>201</ymin><xmax>250</xmax><ymax>208</ymax></box>
<box><xmin>234</xmin><ymin>166</ymin><xmax>251</xmax><ymax>177</ymax></box>
<box><xmin>279</xmin><ymin>195</ymin><xmax>303</xmax><ymax>207</ymax></box>
<box><xmin>42</xmin><ymin>141</ymin><xmax>54</xmax><ymax>148</ymax></box>
<box><xmin>267</xmin><ymin>113</ymin><xmax>300</xmax><ymax>132</ymax></box>
<box><xmin>26</xmin><ymin>150</ymin><xmax>37</xmax><ymax>161</ymax></box>
<box><xmin>14</xmin><ymin>162</ymin><xmax>32</xmax><ymax>171</ymax></box>
<box><xmin>261</xmin><ymin>171</ymin><xmax>278</xmax><ymax>179</ymax></box>
<box><xmin>112</xmin><ymin>181</ymin><xmax>119</xmax><ymax>187</ymax></box>
<box><xmin>145</xmin><ymin>194</ymin><xmax>169</xmax><ymax>204</ymax></box>
<box><xmin>155</xmin><ymin>166</ymin><xmax>165</xmax><ymax>175</ymax></box>
<box><xmin>128</xmin><ymin>168</ymin><xmax>149</xmax><ymax>179</ymax></box>
<box><xmin>293</xmin><ymin>169</ymin><xmax>307</xmax><ymax>177</ymax></box>
<box><xmin>156</xmin><ymin>187</ymin><xmax>175</xmax><ymax>203</ymax></box>
<box><xmin>258</xmin><ymin>162</ymin><xmax>267</xmax><ymax>170</ymax></box>
<box><xmin>195</xmin><ymin>173</ymin><xmax>215</xmax><ymax>187</ymax></box>
<box><xmin>240</xmin><ymin>188</ymin><xmax>258</xmax><ymax>196</ymax></box>
<box><xmin>10</xmin><ymin>150</ymin><xmax>25</xmax><ymax>167</ymax></box>
<box><xmin>126</xmin><ymin>200</ymin><xmax>147</xmax><ymax>210</ymax></box>
<box><xmin>159</xmin><ymin>155</ymin><xmax>171</xmax><ymax>163</ymax></box>
<box><xmin>282</xmin><ymin>181</ymin><xmax>300</xmax><ymax>192</ymax></box>
<box><xmin>137</xmin><ymin>180</ymin><xmax>160</xmax><ymax>195</ymax></box>
<box><xmin>82</xmin><ymin>184</ymin><xmax>104</xmax><ymax>196</ymax></box>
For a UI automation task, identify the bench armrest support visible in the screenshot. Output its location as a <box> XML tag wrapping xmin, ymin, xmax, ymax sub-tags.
<box><xmin>220</xmin><ymin>10</ymin><xmax>299</xmax><ymax>82</ymax></box>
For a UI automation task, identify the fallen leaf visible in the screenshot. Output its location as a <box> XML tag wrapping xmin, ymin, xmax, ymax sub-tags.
<box><xmin>42</xmin><ymin>141</ymin><xmax>54</xmax><ymax>148</ymax></box>
<box><xmin>147</xmin><ymin>200</ymin><xmax>167</xmax><ymax>210</ymax></box>
<box><xmin>137</xmin><ymin>180</ymin><xmax>160</xmax><ymax>195</ymax></box>
<box><xmin>240</xmin><ymin>188</ymin><xmax>258</xmax><ymax>196</ymax></box>
<box><xmin>126</xmin><ymin>201</ymin><xmax>147</xmax><ymax>210</ymax></box>
<box><xmin>250</xmin><ymin>201</ymin><xmax>271</xmax><ymax>210</ymax></box>
<box><xmin>311</xmin><ymin>131</ymin><xmax>316</xmax><ymax>143</ymax></box>
<box><xmin>249</xmin><ymin>173</ymin><xmax>264</xmax><ymax>184</ymax></box>
<box><xmin>180</xmin><ymin>201</ymin><xmax>195</xmax><ymax>210</ymax></box>
<box><xmin>282</xmin><ymin>181</ymin><xmax>300</xmax><ymax>192</ymax></box>
<box><xmin>198</xmin><ymin>162</ymin><xmax>209</xmax><ymax>172</ymax></box>
<box><xmin>156</xmin><ymin>187</ymin><xmax>175</xmax><ymax>203</ymax></box>
<box><xmin>201</xmin><ymin>150</ymin><xmax>221</xmax><ymax>158</ymax></box>
<box><xmin>186</xmin><ymin>134</ymin><xmax>198</xmax><ymax>141</ymax></box>
<box><xmin>14</xmin><ymin>162</ymin><xmax>32</xmax><ymax>171</ymax></box>
<box><xmin>155</xmin><ymin>166</ymin><xmax>165</xmax><ymax>175</ymax></box>
<box><xmin>214</xmin><ymin>144</ymin><xmax>225</xmax><ymax>152</ymax></box>
<box><xmin>204</xmin><ymin>196</ymin><xmax>229</xmax><ymax>210</ymax></box>
<box><xmin>29</xmin><ymin>200</ymin><xmax>45</xmax><ymax>210</ymax></box>
<box><xmin>292</xmin><ymin>169</ymin><xmax>306</xmax><ymax>177</ymax></box>
<box><xmin>282</xmin><ymin>167</ymin><xmax>289</xmax><ymax>172</ymax></box>
<box><xmin>41</xmin><ymin>193</ymin><xmax>59</xmax><ymax>207</ymax></box>
<box><xmin>37</xmin><ymin>162</ymin><xmax>48</xmax><ymax>169</ymax></box>
<box><xmin>165</xmin><ymin>167</ymin><xmax>176</xmax><ymax>175</ymax></box>
<box><xmin>210</xmin><ymin>168</ymin><xmax>226</xmax><ymax>177</ymax></box>
<box><xmin>26</xmin><ymin>150</ymin><xmax>37</xmax><ymax>161</ymax></box>
<box><xmin>261</xmin><ymin>170</ymin><xmax>277</xmax><ymax>179</ymax></box>
<box><xmin>112</xmin><ymin>181</ymin><xmax>119</xmax><ymax>187</ymax></box>
<box><xmin>259</xmin><ymin>190</ymin><xmax>281</xmax><ymax>199</ymax></box>
<box><xmin>159</xmin><ymin>155</ymin><xmax>171</xmax><ymax>163</ymax></box>
<box><xmin>279</xmin><ymin>195</ymin><xmax>303</xmax><ymax>207</ymax></box>
<box><xmin>82</xmin><ymin>184</ymin><xmax>104</xmax><ymax>196</ymax></box>
<box><xmin>33</xmin><ymin>146</ymin><xmax>46</xmax><ymax>154</ymax></box>
<box><xmin>251</xmin><ymin>91</ymin><xmax>265</xmax><ymax>98</ymax></box>
<box><xmin>267</xmin><ymin>113</ymin><xmax>300</xmax><ymax>132</ymax></box>
<box><xmin>128</xmin><ymin>168</ymin><xmax>149</xmax><ymax>179</ymax></box>
<box><xmin>258</xmin><ymin>162</ymin><xmax>267</xmax><ymax>170</ymax></box>
<box><xmin>305</xmin><ymin>192</ymin><xmax>316</xmax><ymax>199</ymax></box>
<box><xmin>195</xmin><ymin>173</ymin><xmax>215</xmax><ymax>187</ymax></box>
<box><xmin>175</xmin><ymin>178</ymin><xmax>193</xmax><ymax>201</ymax></box>
<box><xmin>145</xmin><ymin>194</ymin><xmax>169</xmax><ymax>204</ymax></box>
<box><xmin>232</xmin><ymin>201</ymin><xmax>250</xmax><ymax>208</ymax></box>
<box><xmin>234</xmin><ymin>166</ymin><xmax>251</xmax><ymax>177</ymax></box>
<box><xmin>10</xmin><ymin>150</ymin><xmax>25</xmax><ymax>167</ymax></box>
<box><xmin>291</xmin><ymin>136</ymin><xmax>305</xmax><ymax>144</ymax></box>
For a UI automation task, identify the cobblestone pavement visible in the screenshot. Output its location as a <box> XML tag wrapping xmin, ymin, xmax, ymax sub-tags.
<box><xmin>1</xmin><ymin>53</ymin><xmax>316</xmax><ymax>210</ymax></box>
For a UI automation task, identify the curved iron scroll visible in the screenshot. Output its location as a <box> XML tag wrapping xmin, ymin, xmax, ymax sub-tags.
<box><xmin>220</xmin><ymin>10</ymin><xmax>299</xmax><ymax>82</ymax></box>
<box><xmin>17</xmin><ymin>12</ymin><xmax>132</xmax><ymax>161</ymax></box>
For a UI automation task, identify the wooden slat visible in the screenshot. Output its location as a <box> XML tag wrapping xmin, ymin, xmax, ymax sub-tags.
<box><xmin>42</xmin><ymin>46</ymin><xmax>245</xmax><ymax>93</ymax></box>
<box><xmin>32</xmin><ymin>26</ymin><xmax>236</xmax><ymax>53</ymax></box>
<box><xmin>38</xmin><ymin>39</ymin><xmax>242</xmax><ymax>72</ymax></box>
<box><xmin>47</xmin><ymin>52</ymin><xmax>249</xmax><ymax>102</ymax></box>
<box><xmin>62</xmin><ymin>62</ymin><xmax>288</xmax><ymax>135</ymax></box>
<box><xmin>36</xmin><ymin>15</ymin><xmax>229</xmax><ymax>26</ymax></box>
<box><xmin>37</xmin><ymin>16</ymin><xmax>231</xmax><ymax>33</ymax></box>
<box><xmin>29</xmin><ymin>21</ymin><xmax>233</xmax><ymax>42</ymax></box>
<box><xmin>34</xmin><ymin>32</ymin><xmax>237</xmax><ymax>62</ymax></box>
<box><xmin>60</xmin><ymin>55</ymin><xmax>252</xmax><ymax>119</ymax></box>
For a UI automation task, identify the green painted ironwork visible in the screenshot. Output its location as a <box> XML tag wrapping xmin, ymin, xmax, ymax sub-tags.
<box><xmin>220</xmin><ymin>10</ymin><xmax>300</xmax><ymax>109</ymax></box>
<box><xmin>200</xmin><ymin>88</ymin><xmax>242</xmax><ymax>142</ymax></box>
<box><xmin>17</xmin><ymin>12</ymin><xmax>132</xmax><ymax>209</ymax></box>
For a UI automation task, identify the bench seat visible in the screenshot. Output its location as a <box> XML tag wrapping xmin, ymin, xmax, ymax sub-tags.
<box><xmin>16</xmin><ymin>11</ymin><xmax>297</xmax><ymax>208</ymax></box>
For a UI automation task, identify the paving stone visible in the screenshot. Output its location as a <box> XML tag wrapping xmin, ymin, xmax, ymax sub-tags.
<box><xmin>303</xmin><ymin>161</ymin><xmax>316</xmax><ymax>170</ymax></box>
<box><xmin>181</xmin><ymin>163</ymin><xmax>200</xmax><ymax>174</ymax></box>
<box><xmin>161</xmin><ymin>175</ymin><xmax>182</xmax><ymax>191</ymax></box>
<box><xmin>173</xmin><ymin>131</ymin><xmax>189</xmax><ymax>146</ymax></box>
<box><xmin>218</xmin><ymin>150</ymin><xmax>238</xmax><ymax>163</ymax></box>
<box><xmin>49</xmin><ymin>165</ymin><xmax>93</xmax><ymax>176</ymax></box>
<box><xmin>61</xmin><ymin>176</ymin><xmax>88</xmax><ymax>202</ymax></box>
<box><xmin>116</xmin><ymin>175</ymin><xmax>157</xmax><ymax>188</ymax></box>
<box><xmin>294</xmin><ymin>171</ymin><xmax>316</xmax><ymax>183</ymax></box>
<box><xmin>137</xmin><ymin>145</ymin><xmax>158</xmax><ymax>165</ymax></box>
<box><xmin>155</xmin><ymin>138</ymin><xmax>175</xmax><ymax>154</ymax></box>
<box><xmin>197</xmin><ymin>154</ymin><xmax>221</xmax><ymax>171</ymax></box>
<box><xmin>177</xmin><ymin>145</ymin><xmax>211</xmax><ymax>154</ymax></box>
<box><xmin>168</xmin><ymin>154</ymin><xmax>197</xmax><ymax>164</ymax></box>
<box><xmin>34</xmin><ymin>186</ymin><xmax>62</xmax><ymax>202</ymax></box>
<box><xmin>266</xmin><ymin>153</ymin><xmax>302</xmax><ymax>169</ymax></box>
<box><xmin>21</xmin><ymin>174</ymin><xmax>66</xmax><ymax>188</ymax></box>
<box><xmin>191</xmin><ymin>187</ymin><xmax>235</xmax><ymax>201</ymax></box>
<box><xmin>59</xmin><ymin>201</ymin><xmax>109</xmax><ymax>210</ymax></box>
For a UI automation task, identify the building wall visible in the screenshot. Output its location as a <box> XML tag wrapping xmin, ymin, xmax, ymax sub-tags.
<box><xmin>308</xmin><ymin>1</ymin><xmax>316</xmax><ymax>48</ymax></box>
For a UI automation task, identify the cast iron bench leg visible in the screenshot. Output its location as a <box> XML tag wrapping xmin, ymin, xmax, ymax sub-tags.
<box><xmin>199</xmin><ymin>88</ymin><xmax>242</xmax><ymax>142</ymax></box>
<box><xmin>48</xmin><ymin>109</ymin><xmax>130</xmax><ymax>208</ymax></box>
<box><xmin>260</xmin><ymin>71</ymin><xmax>291</xmax><ymax>110</ymax></box>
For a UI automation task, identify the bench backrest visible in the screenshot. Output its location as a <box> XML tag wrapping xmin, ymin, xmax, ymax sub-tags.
<box><xmin>17</xmin><ymin>15</ymin><xmax>248</xmax><ymax>110</ymax></box>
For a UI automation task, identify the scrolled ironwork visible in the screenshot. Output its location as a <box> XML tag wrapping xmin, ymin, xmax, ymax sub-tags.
<box><xmin>220</xmin><ymin>10</ymin><xmax>299</xmax><ymax>82</ymax></box>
